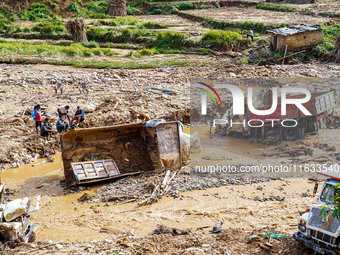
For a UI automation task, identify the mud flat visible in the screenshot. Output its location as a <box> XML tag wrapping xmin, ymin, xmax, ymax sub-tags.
<box><xmin>3</xmin><ymin>153</ymin><xmax>320</xmax><ymax>254</ymax></box>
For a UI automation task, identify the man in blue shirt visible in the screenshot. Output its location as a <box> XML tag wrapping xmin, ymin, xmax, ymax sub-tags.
<box><xmin>71</xmin><ymin>106</ymin><xmax>85</xmax><ymax>126</ymax></box>
<box><xmin>41</xmin><ymin>120</ymin><xmax>53</xmax><ymax>139</ymax></box>
<box><xmin>56</xmin><ymin>115</ymin><xmax>69</xmax><ymax>133</ymax></box>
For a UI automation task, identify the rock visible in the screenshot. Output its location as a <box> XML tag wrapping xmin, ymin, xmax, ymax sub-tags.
<box><xmin>56</xmin><ymin>244</ymin><xmax>63</xmax><ymax>250</ymax></box>
<box><xmin>78</xmin><ymin>193</ymin><xmax>91</xmax><ymax>202</ymax></box>
<box><xmin>83</xmin><ymin>103</ymin><xmax>96</xmax><ymax>113</ymax></box>
<box><xmin>248</xmin><ymin>234</ymin><xmax>260</xmax><ymax>243</ymax></box>
<box><xmin>256</xmin><ymin>186</ymin><xmax>263</xmax><ymax>191</ymax></box>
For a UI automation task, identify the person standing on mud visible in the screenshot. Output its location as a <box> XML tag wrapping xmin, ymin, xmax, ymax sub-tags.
<box><xmin>57</xmin><ymin>105</ymin><xmax>70</xmax><ymax>124</ymax></box>
<box><xmin>32</xmin><ymin>104</ymin><xmax>42</xmax><ymax>134</ymax></box>
<box><xmin>247</xmin><ymin>29</ymin><xmax>254</xmax><ymax>42</ymax></box>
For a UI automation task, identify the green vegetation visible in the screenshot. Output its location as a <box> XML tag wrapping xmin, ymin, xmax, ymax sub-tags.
<box><xmin>81</xmin><ymin>41</ymin><xmax>100</xmax><ymax>48</ymax></box>
<box><xmin>147</xmin><ymin>2</ymin><xmax>218</xmax><ymax>15</ymax></box>
<box><xmin>0</xmin><ymin>41</ymin><xmax>117</xmax><ymax>57</ymax></box>
<box><xmin>19</xmin><ymin>3</ymin><xmax>52</xmax><ymax>21</ymax></box>
<box><xmin>178</xmin><ymin>12</ymin><xmax>290</xmax><ymax>34</ymax></box>
<box><xmin>320</xmin><ymin>183</ymin><xmax>340</xmax><ymax>222</ymax></box>
<box><xmin>152</xmin><ymin>30</ymin><xmax>191</xmax><ymax>49</ymax></box>
<box><xmin>127</xmin><ymin>6</ymin><xmax>140</xmax><ymax>15</ymax></box>
<box><xmin>0</xmin><ymin>56</ymin><xmax>207</xmax><ymax>69</ymax></box>
<box><xmin>256</xmin><ymin>3</ymin><xmax>294</xmax><ymax>12</ymax></box>
<box><xmin>235</xmin><ymin>56</ymin><xmax>249</xmax><ymax>65</ymax></box>
<box><xmin>201</xmin><ymin>30</ymin><xmax>243</xmax><ymax>49</ymax></box>
<box><xmin>32</xmin><ymin>20</ymin><xmax>66</xmax><ymax>35</ymax></box>
<box><xmin>313</xmin><ymin>24</ymin><xmax>340</xmax><ymax>57</ymax></box>
<box><xmin>66</xmin><ymin>1</ymin><xmax>80</xmax><ymax>13</ymax></box>
<box><xmin>90</xmin><ymin>17</ymin><xmax>168</xmax><ymax>29</ymax></box>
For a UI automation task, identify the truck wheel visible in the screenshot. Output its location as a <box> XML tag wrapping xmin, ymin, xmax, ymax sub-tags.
<box><xmin>283</xmin><ymin>127</ymin><xmax>301</xmax><ymax>141</ymax></box>
<box><xmin>300</xmin><ymin>127</ymin><xmax>305</xmax><ymax>139</ymax></box>
<box><xmin>313</xmin><ymin>122</ymin><xmax>319</xmax><ymax>133</ymax></box>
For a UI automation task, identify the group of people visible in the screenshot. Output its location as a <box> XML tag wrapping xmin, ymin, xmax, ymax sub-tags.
<box><xmin>32</xmin><ymin>104</ymin><xmax>85</xmax><ymax>139</ymax></box>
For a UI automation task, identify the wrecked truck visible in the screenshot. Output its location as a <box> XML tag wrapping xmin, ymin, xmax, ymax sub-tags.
<box><xmin>0</xmin><ymin>183</ymin><xmax>40</xmax><ymax>247</ymax></box>
<box><xmin>216</xmin><ymin>89</ymin><xmax>336</xmax><ymax>143</ymax></box>
<box><xmin>294</xmin><ymin>169</ymin><xmax>340</xmax><ymax>255</ymax></box>
<box><xmin>61</xmin><ymin>121</ymin><xmax>184</xmax><ymax>186</ymax></box>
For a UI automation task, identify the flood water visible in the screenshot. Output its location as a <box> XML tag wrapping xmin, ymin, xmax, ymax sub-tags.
<box><xmin>0</xmin><ymin>125</ymin><xmax>335</xmax><ymax>242</ymax></box>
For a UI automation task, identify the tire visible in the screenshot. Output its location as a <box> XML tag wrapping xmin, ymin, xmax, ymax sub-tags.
<box><xmin>300</xmin><ymin>127</ymin><xmax>305</xmax><ymax>139</ymax></box>
<box><xmin>283</xmin><ymin>126</ymin><xmax>302</xmax><ymax>141</ymax></box>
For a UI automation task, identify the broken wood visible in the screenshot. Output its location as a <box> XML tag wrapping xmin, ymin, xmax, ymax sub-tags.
<box><xmin>276</xmin><ymin>50</ymin><xmax>305</xmax><ymax>61</ymax></box>
<box><xmin>282</xmin><ymin>45</ymin><xmax>288</xmax><ymax>65</ymax></box>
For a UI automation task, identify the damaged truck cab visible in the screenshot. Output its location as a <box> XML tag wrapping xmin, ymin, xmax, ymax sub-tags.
<box><xmin>294</xmin><ymin>170</ymin><xmax>340</xmax><ymax>255</ymax></box>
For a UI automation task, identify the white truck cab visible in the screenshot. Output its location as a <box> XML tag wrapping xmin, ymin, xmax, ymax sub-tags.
<box><xmin>294</xmin><ymin>169</ymin><xmax>340</xmax><ymax>255</ymax></box>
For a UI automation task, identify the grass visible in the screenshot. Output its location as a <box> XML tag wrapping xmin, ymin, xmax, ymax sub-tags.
<box><xmin>90</xmin><ymin>17</ymin><xmax>168</xmax><ymax>29</ymax></box>
<box><xmin>0</xmin><ymin>56</ymin><xmax>208</xmax><ymax>69</ymax></box>
<box><xmin>152</xmin><ymin>30</ymin><xmax>192</xmax><ymax>49</ymax></box>
<box><xmin>201</xmin><ymin>30</ymin><xmax>244</xmax><ymax>49</ymax></box>
<box><xmin>256</xmin><ymin>3</ymin><xmax>294</xmax><ymax>12</ymax></box>
<box><xmin>147</xmin><ymin>2</ymin><xmax>219</xmax><ymax>15</ymax></box>
<box><xmin>31</xmin><ymin>20</ymin><xmax>66</xmax><ymax>35</ymax></box>
<box><xmin>0</xmin><ymin>41</ymin><xmax>118</xmax><ymax>57</ymax></box>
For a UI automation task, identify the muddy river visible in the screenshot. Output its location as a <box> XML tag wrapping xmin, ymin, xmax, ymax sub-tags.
<box><xmin>1</xmin><ymin>152</ymin><xmax>320</xmax><ymax>243</ymax></box>
<box><xmin>191</xmin><ymin>125</ymin><xmax>340</xmax><ymax>179</ymax></box>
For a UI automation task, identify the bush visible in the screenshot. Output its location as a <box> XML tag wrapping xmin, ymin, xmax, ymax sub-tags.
<box><xmin>19</xmin><ymin>3</ymin><xmax>52</xmax><ymax>21</ymax></box>
<box><xmin>67</xmin><ymin>1</ymin><xmax>80</xmax><ymax>13</ymax></box>
<box><xmin>153</xmin><ymin>30</ymin><xmax>191</xmax><ymax>49</ymax></box>
<box><xmin>177</xmin><ymin>2</ymin><xmax>195</xmax><ymax>10</ymax></box>
<box><xmin>256</xmin><ymin>3</ymin><xmax>293</xmax><ymax>12</ymax></box>
<box><xmin>199</xmin><ymin>5</ymin><xmax>210</xmax><ymax>9</ymax></box>
<box><xmin>201</xmin><ymin>30</ymin><xmax>243</xmax><ymax>49</ymax></box>
<box><xmin>139</xmin><ymin>21</ymin><xmax>167</xmax><ymax>29</ymax></box>
<box><xmin>313</xmin><ymin>42</ymin><xmax>334</xmax><ymax>57</ymax></box>
<box><xmin>32</xmin><ymin>21</ymin><xmax>66</xmax><ymax>35</ymax></box>
<box><xmin>8</xmin><ymin>13</ymin><xmax>18</xmax><ymax>22</ymax></box>
<box><xmin>235</xmin><ymin>56</ymin><xmax>248</xmax><ymax>65</ymax></box>
<box><xmin>127</xmin><ymin>6</ymin><xmax>140</xmax><ymax>15</ymax></box>
<box><xmin>81</xmin><ymin>41</ymin><xmax>99</xmax><ymax>48</ymax></box>
<box><xmin>0</xmin><ymin>18</ymin><xmax>12</xmax><ymax>33</ymax></box>
<box><xmin>85</xmin><ymin>0</ymin><xmax>108</xmax><ymax>14</ymax></box>
<box><xmin>119</xmin><ymin>27</ymin><xmax>152</xmax><ymax>43</ymax></box>
<box><xmin>136</xmin><ymin>47</ymin><xmax>158</xmax><ymax>56</ymax></box>
<box><xmin>86</xmin><ymin>27</ymin><xmax>120</xmax><ymax>42</ymax></box>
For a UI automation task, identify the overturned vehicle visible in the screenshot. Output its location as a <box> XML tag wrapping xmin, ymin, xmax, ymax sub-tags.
<box><xmin>215</xmin><ymin>89</ymin><xmax>336</xmax><ymax>143</ymax></box>
<box><xmin>294</xmin><ymin>169</ymin><xmax>340</xmax><ymax>255</ymax></box>
<box><xmin>0</xmin><ymin>184</ymin><xmax>40</xmax><ymax>247</ymax></box>
<box><xmin>61</xmin><ymin>121</ymin><xmax>187</xmax><ymax>186</ymax></box>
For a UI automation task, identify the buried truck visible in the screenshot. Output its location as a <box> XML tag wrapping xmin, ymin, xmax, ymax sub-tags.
<box><xmin>215</xmin><ymin>89</ymin><xmax>337</xmax><ymax>143</ymax></box>
<box><xmin>0</xmin><ymin>182</ymin><xmax>40</xmax><ymax>247</ymax></box>
<box><xmin>61</xmin><ymin>121</ymin><xmax>188</xmax><ymax>186</ymax></box>
<box><xmin>294</xmin><ymin>168</ymin><xmax>340</xmax><ymax>255</ymax></box>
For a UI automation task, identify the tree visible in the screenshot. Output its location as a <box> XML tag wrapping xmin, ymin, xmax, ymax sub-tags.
<box><xmin>330</xmin><ymin>34</ymin><xmax>340</xmax><ymax>63</ymax></box>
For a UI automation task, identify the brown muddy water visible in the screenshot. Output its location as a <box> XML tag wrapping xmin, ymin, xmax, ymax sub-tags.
<box><xmin>1</xmin><ymin>151</ymin><xmax>321</xmax><ymax>243</ymax></box>
<box><xmin>191</xmin><ymin>124</ymin><xmax>340</xmax><ymax>179</ymax></box>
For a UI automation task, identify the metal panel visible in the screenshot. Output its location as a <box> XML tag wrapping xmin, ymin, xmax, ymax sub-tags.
<box><xmin>315</xmin><ymin>91</ymin><xmax>337</xmax><ymax>115</ymax></box>
<box><xmin>308</xmin><ymin>207</ymin><xmax>340</xmax><ymax>236</ymax></box>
